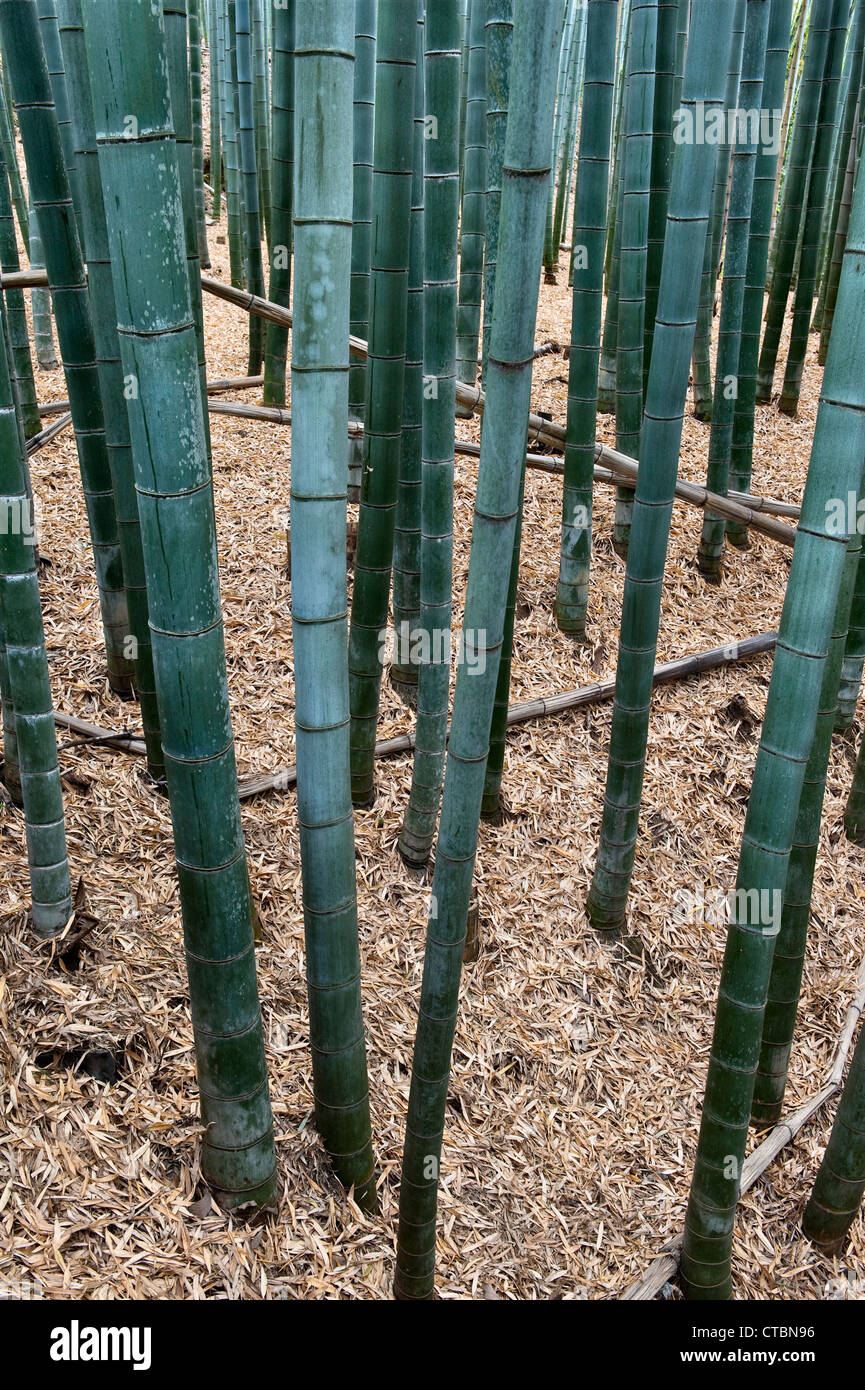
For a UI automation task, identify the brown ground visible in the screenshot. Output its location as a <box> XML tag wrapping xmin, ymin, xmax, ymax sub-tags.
<box><xmin>1</xmin><ymin>114</ymin><xmax>864</xmax><ymax>1302</ymax></box>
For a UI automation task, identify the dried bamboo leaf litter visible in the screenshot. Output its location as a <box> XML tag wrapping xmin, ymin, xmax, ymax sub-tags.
<box><xmin>0</xmin><ymin>101</ymin><xmax>863</xmax><ymax>1302</ymax></box>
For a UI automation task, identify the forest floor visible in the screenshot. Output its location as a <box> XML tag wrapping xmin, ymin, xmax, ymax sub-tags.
<box><xmin>2</xmin><ymin>189</ymin><xmax>865</xmax><ymax>1301</ymax></box>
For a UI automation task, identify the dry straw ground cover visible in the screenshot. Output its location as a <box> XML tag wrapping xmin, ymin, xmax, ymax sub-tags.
<box><xmin>1</xmin><ymin>176</ymin><xmax>863</xmax><ymax>1301</ymax></box>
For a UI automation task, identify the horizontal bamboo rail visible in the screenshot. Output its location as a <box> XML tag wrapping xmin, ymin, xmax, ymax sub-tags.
<box><xmin>52</xmin><ymin>631</ymin><xmax>777</xmax><ymax>796</ymax></box>
<box><xmin>621</xmin><ymin>959</ymin><xmax>865</xmax><ymax>1300</ymax></box>
<box><xmin>10</xmin><ymin>269</ymin><xmax>797</xmax><ymax>543</ymax></box>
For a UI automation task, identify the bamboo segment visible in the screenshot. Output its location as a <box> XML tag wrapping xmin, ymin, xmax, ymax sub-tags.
<box><xmin>612</xmin><ymin>0</ymin><xmax>656</xmax><ymax>557</ymax></box>
<box><xmin>455</xmin><ymin>0</ymin><xmax>485</xmax><ymax>397</ymax></box>
<box><xmin>681</xmin><ymin>72</ymin><xmax>865</xmax><ymax>1300</ymax></box>
<box><xmin>189</xmin><ymin>0</ymin><xmax>210</xmax><ymax>269</ymax></box>
<box><xmin>219</xmin><ymin>0</ymin><xmax>243</xmax><ymax>288</ymax></box>
<box><xmin>836</xmin><ymin>541</ymin><xmax>865</xmax><ymax>729</ymax></box>
<box><xmin>262</xmin><ymin>0</ymin><xmax>292</xmax><ymax>406</ymax></box>
<box><xmin>57</xmin><ymin>0</ymin><xmax>163</xmax><ymax>782</ymax></box>
<box><xmin>778</xmin><ymin>0</ymin><xmax>847</xmax><ymax>414</ymax></box>
<box><xmin>291</xmin><ymin>0</ymin><xmax>375</xmax><ymax>1209</ymax></box>
<box><xmin>756</xmin><ymin>0</ymin><xmax>831</xmax><ymax>406</ymax></box>
<box><xmin>691</xmin><ymin>2</ymin><xmax>745</xmax><ymax>422</ymax></box>
<box><xmin>347</xmin><ymin>0</ymin><xmax>416</xmax><ymax>807</ymax></box>
<box><xmin>233</xmin><ymin>0</ymin><xmax>266</xmax><ymax>372</ymax></box>
<box><xmin>0</xmin><ymin>0</ymin><xmax>132</xmax><ymax>696</ymax></box>
<box><xmin>555</xmin><ymin>0</ymin><xmax>618</xmax><ymax>635</ymax></box>
<box><xmin>643</xmin><ymin>0</ymin><xmax>675</xmax><ymax>392</ymax></box>
<box><xmin>803</xmin><ymin>1015</ymin><xmax>865</xmax><ymax>1254</ymax></box>
<box><xmin>0</xmin><ymin>304</ymin><xmax>71</xmax><ymax>935</ymax></box>
<box><xmin>726</xmin><ymin>0</ymin><xmax>795</xmax><ymax>550</ymax></box>
<box><xmin>397</xmin><ymin>0</ymin><xmax>460</xmax><ymax>868</ymax></box>
<box><xmin>391</xmin><ymin>0</ymin><xmax>424</xmax><ymax>699</ymax></box>
<box><xmin>0</xmin><ymin>148</ymin><xmax>41</xmax><ymax>439</ymax></box>
<box><xmin>753</xmin><ymin>528</ymin><xmax>860</xmax><ymax>1127</ymax></box>
<box><xmin>481</xmin><ymin>0</ymin><xmax>513</xmax><ymax>382</ymax></box>
<box><xmin>28</xmin><ymin>202</ymin><xmax>58</xmax><ymax>371</ymax></box>
<box><xmin>207</xmin><ymin>0</ymin><xmax>222</xmax><ymax>218</ymax></box>
<box><xmin>587</xmin><ymin>0</ymin><xmax>733</xmax><ymax>933</ymax></box>
<box><xmin>394</xmin><ymin>0</ymin><xmax>563</xmax><ymax>1301</ymax></box>
<box><xmin>346</xmin><ymin>0</ymin><xmax>375</xmax><ymax>491</ymax></box>
<box><xmin>83</xmin><ymin>0</ymin><xmax>276</xmax><ymax>1211</ymax></box>
<box><xmin>697</xmin><ymin>0</ymin><xmax>772</xmax><ymax>580</ymax></box>
<box><xmin>0</xmin><ymin>66</ymin><xmax>27</xmax><ymax>243</ymax></box>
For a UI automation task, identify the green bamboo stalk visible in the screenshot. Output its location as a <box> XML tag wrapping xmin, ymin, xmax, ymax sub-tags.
<box><xmin>550</xmin><ymin>0</ymin><xmax>585</xmax><ymax>279</ymax></box>
<box><xmin>586</xmin><ymin>0</ymin><xmax>734</xmax><ymax>933</ymax></box>
<box><xmin>36</xmin><ymin>0</ymin><xmax>77</xmax><ymax>213</ymax></box>
<box><xmin>290</xmin><ymin>0</ymin><xmax>375</xmax><ymax>1208</ymax></box>
<box><xmin>598</xmin><ymin>117</ymin><xmax>626</xmax><ymax>412</ymax></box>
<box><xmin>803</xmin><ymin>1020</ymin><xmax>865</xmax><ymax>1254</ymax></box>
<box><xmin>681</xmin><ymin>102</ymin><xmax>865</xmax><ymax>1304</ymax></box>
<box><xmin>0</xmin><ymin>61</ymin><xmax>28</xmax><ymax>243</ymax></box>
<box><xmin>480</xmin><ymin>0</ymin><xmax>513</xmax><ymax>383</ymax></box>
<box><xmin>0</xmin><ymin>303</ymin><xmax>71</xmax><ymax>936</ymax></box>
<box><xmin>543</xmin><ymin>0</ymin><xmax>576</xmax><ymax>283</ymax></box>
<box><xmin>251</xmin><ymin>0</ymin><xmax>270</xmax><ymax>251</ymax></box>
<box><xmin>0</xmin><ymin>0</ymin><xmax>132</xmax><ymax>697</ymax></box>
<box><xmin>643</xmin><ymin>0</ymin><xmax>676</xmax><ymax>396</ymax></box>
<box><xmin>28</xmin><ymin>203</ymin><xmax>58</xmax><ymax>371</ymax></box>
<box><xmin>189</xmin><ymin>0</ymin><xmax>211</xmax><ymax>269</ymax></box>
<box><xmin>690</xmin><ymin>0</ymin><xmax>746</xmax><ymax>422</ymax></box>
<box><xmin>555</xmin><ymin>0</ymin><xmax>627</xmax><ymax>636</ymax></box>
<box><xmin>346</xmin><ymin>0</ymin><xmax>375</xmax><ymax>493</ymax></box>
<box><xmin>756</xmin><ymin>0</ymin><xmax>831</xmax><ymax>403</ymax></box>
<box><xmin>836</xmin><ymin>540</ymin><xmax>865</xmax><ymax>729</ymax></box>
<box><xmin>455</xmin><ymin>0</ymin><xmax>486</xmax><ymax>394</ymax></box>
<box><xmin>752</xmin><ymin>525</ymin><xmax>860</xmax><ymax>1128</ymax></box>
<box><xmin>0</xmin><ymin>149</ymin><xmax>41</xmax><ymax>439</ymax></box>
<box><xmin>697</xmin><ymin>0</ymin><xmax>772</xmax><ymax>580</ymax></box>
<box><xmin>819</xmin><ymin>87</ymin><xmax>861</xmax><ymax>366</ymax></box>
<box><xmin>725</xmin><ymin>0</ymin><xmax>794</xmax><ymax>550</ymax></box>
<box><xmin>57</xmin><ymin>0</ymin><xmax>163</xmax><ymax>782</ymax></box>
<box><xmin>778</xmin><ymin>0</ymin><xmax>847</xmax><ymax>415</ymax></box>
<box><xmin>391</xmin><ymin>0</ymin><xmax>424</xmax><ymax>700</ymax></box>
<box><xmin>220</xmin><ymin>0</ymin><xmax>244</xmax><ymax>288</ymax></box>
<box><xmin>208</xmin><ymin>0</ymin><xmax>222</xmax><ymax>217</ymax></box>
<box><xmin>347</xmin><ymin>0</ymin><xmax>416</xmax><ymax>807</ymax></box>
<box><xmin>457</xmin><ymin>0</ymin><xmax>470</xmax><ymax>200</ymax></box>
<box><xmin>232</xmin><ymin>0</ymin><xmax>266</xmax><ymax>372</ymax></box>
<box><xmin>394</xmin><ymin>0</ymin><xmax>563</xmax><ymax>1300</ymax></box>
<box><xmin>612</xmin><ymin>0</ymin><xmax>657</xmax><ymax>557</ymax></box>
<box><xmin>0</xmin><ymin>607</ymin><xmax>20</xmax><ymax>801</ymax></box>
<box><xmin>83</xmin><ymin>0</ymin><xmax>276</xmax><ymax>1211</ymax></box>
<box><xmin>262</xmin><ymin>0</ymin><xmax>293</xmax><ymax>407</ymax></box>
<box><xmin>844</xmin><ymin>689</ymin><xmax>865</xmax><ymax>842</ymax></box>
<box><xmin>397</xmin><ymin>0</ymin><xmax>460</xmax><ymax>868</ymax></box>
<box><xmin>812</xmin><ymin>7</ymin><xmax>860</xmax><ymax>332</ymax></box>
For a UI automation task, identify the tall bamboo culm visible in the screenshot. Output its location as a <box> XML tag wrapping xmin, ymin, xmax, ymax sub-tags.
<box><xmin>262</xmin><ymin>0</ymin><xmax>293</xmax><ymax>406</ymax></box>
<box><xmin>347</xmin><ymin>0</ymin><xmax>376</xmax><ymax>496</ymax></box>
<box><xmin>611</xmin><ymin>0</ymin><xmax>657</xmax><ymax>558</ymax></box>
<box><xmin>290</xmin><ymin>0</ymin><xmax>376</xmax><ymax>1208</ymax></box>
<box><xmin>0</xmin><ymin>149</ymin><xmax>41</xmax><ymax>439</ymax></box>
<box><xmin>803</xmin><ymin>1020</ymin><xmax>865</xmax><ymax>1254</ymax></box>
<box><xmin>397</xmin><ymin>0</ymin><xmax>460</xmax><ymax>869</ymax></box>
<box><xmin>724</xmin><ymin>0</ymin><xmax>793</xmax><ymax>551</ymax></box>
<box><xmin>586</xmin><ymin>0</ymin><xmax>733</xmax><ymax>932</ymax></box>
<box><xmin>233</xmin><ymin>0</ymin><xmax>266</xmax><ymax>372</ymax></box>
<box><xmin>555</xmin><ymin>0</ymin><xmax>618</xmax><ymax>636</ymax></box>
<box><xmin>82</xmin><ymin>0</ymin><xmax>276</xmax><ymax>1211</ymax></box>
<box><xmin>455</xmin><ymin>0</ymin><xmax>486</xmax><ymax>396</ymax></box>
<box><xmin>0</xmin><ymin>0</ymin><xmax>133</xmax><ymax>697</ymax></box>
<box><xmin>681</xmin><ymin>94</ymin><xmax>865</xmax><ymax>1302</ymax></box>
<box><xmin>57</xmin><ymin>0</ymin><xmax>163</xmax><ymax>781</ymax></box>
<box><xmin>0</xmin><ymin>305</ymin><xmax>71</xmax><ymax>936</ymax></box>
<box><xmin>348</xmin><ymin>0</ymin><xmax>416</xmax><ymax>807</ymax></box>
<box><xmin>394</xmin><ymin>0</ymin><xmax>563</xmax><ymax>1300</ymax></box>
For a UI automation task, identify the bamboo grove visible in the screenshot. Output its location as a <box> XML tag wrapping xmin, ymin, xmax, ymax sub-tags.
<box><xmin>2</xmin><ymin>0</ymin><xmax>865</xmax><ymax>1301</ymax></box>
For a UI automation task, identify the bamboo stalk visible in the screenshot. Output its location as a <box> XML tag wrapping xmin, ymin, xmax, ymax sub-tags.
<box><xmin>623</xmin><ymin>963</ymin><xmax>865</xmax><ymax>1299</ymax></box>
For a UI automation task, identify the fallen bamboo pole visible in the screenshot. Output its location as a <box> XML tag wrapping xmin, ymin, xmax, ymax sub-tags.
<box><xmin>620</xmin><ymin>960</ymin><xmax>865</xmax><ymax>1301</ymax></box>
<box><xmin>13</xmin><ymin>269</ymin><xmax>797</xmax><ymax>543</ymax></box>
<box><xmin>26</xmin><ymin>412</ymin><xmax>72</xmax><ymax>454</ymax></box>
<box><xmin>51</xmin><ymin>632</ymin><xmax>777</xmax><ymax>797</ymax></box>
